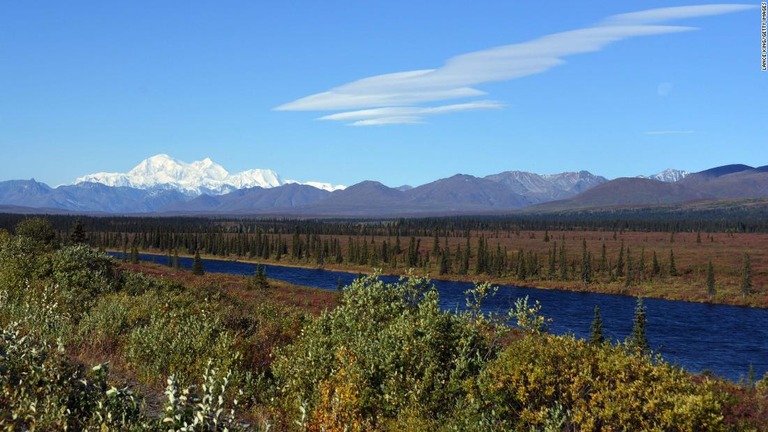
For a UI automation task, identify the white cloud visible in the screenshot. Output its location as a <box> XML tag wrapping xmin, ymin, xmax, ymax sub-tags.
<box><xmin>276</xmin><ymin>4</ymin><xmax>755</xmax><ymax>126</ymax></box>
<box><xmin>602</xmin><ymin>4</ymin><xmax>754</xmax><ymax>25</ymax></box>
<box><xmin>319</xmin><ymin>101</ymin><xmax>504</xmax><ymax>126</ymax></box>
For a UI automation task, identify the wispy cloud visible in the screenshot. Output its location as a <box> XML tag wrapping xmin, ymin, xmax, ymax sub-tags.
<box><xmin>645</xmin><ymin>130</ymin><xmax>696</xmax><ymax>135</ymax></box>
<box><xmin>319</xmin><ymin>101</ymin><xmax>505</xmax><ymax>126</ymax></box>
<box><xmin>276</xmin><ymin>4</ymin><xmax>754</xmax><ymax>126</ymax></box>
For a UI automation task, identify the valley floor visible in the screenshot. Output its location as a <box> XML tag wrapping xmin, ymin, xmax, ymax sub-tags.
<box><xmin>129</xmin><ymin>227</ymin><xmax>768</xmax><ymax>309</ymax></box>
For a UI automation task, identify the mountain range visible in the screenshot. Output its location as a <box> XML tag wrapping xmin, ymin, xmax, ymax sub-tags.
<box><xmin>75</xmin><ymin>154</ymin><xmax>346</xmax><ymax>195</ymax></box>
<box><xmin>0</xmin><ymin>155</ymin><xmax>765</xmax><ymax>216</ymax></box>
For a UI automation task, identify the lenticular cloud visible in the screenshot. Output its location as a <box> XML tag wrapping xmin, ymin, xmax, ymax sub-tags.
<box><xmin>275</xmin><ymin>4</ymin><xmax>754</xmax><ymax>126</ymax></box>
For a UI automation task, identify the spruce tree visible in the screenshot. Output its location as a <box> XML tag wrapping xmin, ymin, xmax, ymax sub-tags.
<box><xmin>627</xmin><ymin>298</ymin><xmax>650</xmax><ymax>355</ymax></box>
<box><xmin>581</xmin><ymin>239</ymin><xmax>592</xmax><ymax>285</ymax></box>
<box><xmin>589</xmin><ymin>305</ymin><xmax>605</xmax><ymax>345</ymax></box>
<box><xmin>624</xmin><ymin>248</ymin><xmax>633</xmax><ymax>288</ymax></box>
<box><xmin>668</xmin><ymin>249</ymin><xmax>677</xmax><ymax>277</ymax></box>
<box><xmin>547</xmin><ymin>244</ymin><xmax>556</xmax><ymax>280</ymax></box>
<box><xmin>558</xmin><ymin>242</ymin><xmax>568</xmax><ymax>281</ymax></box>
<box><xmin>616</xmin><ymin>241</ymin><xmax>625</xmax><ymax>277</ymax></box>
<box><xmin>439</xmin><ymin>250</ymin><xmax>449</xmax><ymax>275</ymax></box>
<box><xmin>192</xmin><ymin>250</ymin><xmax>205</xmax><ymax>276</ymax></box>
<box><xmin>638</xmin><ymin>247</ymin><xmax>646</xmax><ymax>281</ymax></box>
<box><xmin>706</xmin><ymin>259</ymin><xmax>715</xmax><ymax>297</ymax></box>
<box><xmin>599</xmin><ymin>243</ymin><xmax>607</xmax><ymax>274</ymax></box>
<box><xmin>517</xmin><ymin>250</ymin><xmax>527</xmax><ymax>281</ymax></box>
<box><xmin>130</xmin><ymin>246</ymin><xmax>139</xmax><ymax>264</ymax></box>
<box><xmin>256</xmin><ymin>264</ymin><xmax>269</xmax><ymax>288</ymax></box>
<box><xmin>70</xmin><ymin>218</ymin><xmax>87</xmax><ymax>244</ymax></box>
<box><xmin>651</xmin><ymin>251</ymin><xmax>660</xmax><ymax>277</ymax></box>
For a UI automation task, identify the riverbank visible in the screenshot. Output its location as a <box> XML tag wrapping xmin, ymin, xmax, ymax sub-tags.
<box><xmin>113</xmin><ymin>247</ymin><xmax>768</xmax><ymax>309</ymax></box>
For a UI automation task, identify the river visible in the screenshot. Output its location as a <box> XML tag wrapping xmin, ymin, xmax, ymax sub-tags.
<box><xmin>124</xmin><ymin>252</ymin><xmax>768</xmax><ymax>382</ymax></box>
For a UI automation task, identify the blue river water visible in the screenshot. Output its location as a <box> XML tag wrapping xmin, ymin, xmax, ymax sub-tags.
<box><xmin>124</xmin><ymin>252</ymin><xmax>768</xmax><ymax>382</ymax></box>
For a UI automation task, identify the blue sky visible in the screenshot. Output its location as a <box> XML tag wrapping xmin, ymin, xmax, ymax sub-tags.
<box><xmin>0</xmin><ymin>2</ymin><xmax>763</xmax><ymax>188</ymax></box>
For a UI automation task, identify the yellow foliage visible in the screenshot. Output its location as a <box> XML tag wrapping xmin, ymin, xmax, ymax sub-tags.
<box><xmin>311</xmin><ymin>348</ymin><xmax>370</xmax><ymax>432</ymax></box>
<box><xmin>476</xmin><ymin>334</ymin><xmax>725</xmax><ymax>431</ymax></box>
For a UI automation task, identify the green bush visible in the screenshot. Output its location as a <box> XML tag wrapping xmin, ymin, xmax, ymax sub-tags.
<box><xmin>273</xmin><ymin>272</ymin><xmax>496</xmax><ymax>430</ymax></box>
<box><xmin>125</xmin><ymin>303</ymin><xmax>239</xmax><ymax>386</ymax></box>
<box><xmin>50</xmin><ymin>245</ymin><xmax>120</xmax><ymax>315</ymax></box>
<box><xmin>0</xmin><ymin>233</ymin><xmax>51</xmax><ymax>306</ymax></box>
<box><xmin>469</xmin><ymin>334</ymin><xmax>724</xmax><ymax>431</ymax></box>
<box><xmin>0</xmin><ymin>323</ymin><xmax>146</xmax><ymax>430</ymax></box>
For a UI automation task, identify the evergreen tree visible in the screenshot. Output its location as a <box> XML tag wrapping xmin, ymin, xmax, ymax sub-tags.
<box><xmin>517</xmin><ymin>250</ymin><xmax>527</xmax><ymax>281</ymax></box>
<box><xmin>256</xmin><ymin>264</ymin><xmax>269</xmax><ymax>288</ymax></box>
<box><xmin>669</xmin><ymin>250</ymin><xmax>677</xmax><ymax>277</ymax></box>
<box><xmin>706</xmin><ymin>259</ymin><xmax>716</xmax><ymax>297</ymax></box>
<box><xmin>455</xmin><ymin>245</ymin><xmax>467</xmax><ymax>275</ymax></box>
<box><xmin>589</xmin><ymin>305</ymin><xmax>605</xmax><ymax>345</ymax></box>
<box><xmin>581</xmin><ymin>239</ymin><xmax>592</xmax><ymax>284</ymax></box>
<box><xmin>616</xmin><ymin>241</ymin><xmax>625</xmax><ymax>277</ymax></box>
<box><xmin>624</xmin><ymin>248</ymin><xmax>633</xmax><ymax>288</ymax></box>
<box><xmin>192</xmin><ymin>250</ymin><xmax>205</xmax><ymax>276</ymax></box>
<box><xmin>741</xmin><ymin>253</ymin><xmax>752</xmax><ymax>296</ymax></box>
<box><xmin>70</xmin><ymin>218</ymin><xmax>87</xmax><ymax>244</ymax></box>
<box><xmin>626</xmin><ymin>298</ymin><xmax>650</xmax><ymax>355</ymax></box>
<box><xmin>439</xmin><ymin>249</ymin><xmax>450</xmax><ymax>275</ymax></box>
<box><xmin>599</xmin><ymin>243</ymin><xmax>607</xmax><ymax>274</ymax></box>
<box><xmin>547</xmin><ymin>243</ymin><xmax>556</xmax><ymax>280</ymax></box>
<box><xmin>558</xmin><ymin>242</ymin><xmax>568</xmax><ymax>281</ymax></box>
<box><xmin>380</xmin><ymin>240</ymin><xmax>389</xmax><ymax>264</ymax></box>
<box><xmin>173</xmin><ymin>249</ymin><xmax>180</xmax><ymax>269</ymax></box>
<box><xmin>651</xmin><ymin>251</ymin><xmax>660</xmax><ymax>277</ymax></box>
<box><xmin>638</xmin><ymin>247</ymin><xmax>646</xmax><ymax>281</ymax></box>
<box><xmin>462</xmin><ymin>243</ymin><xmax>470</xmax><ymax>276</ymax></box>
<box><xmin>130</xmin><ymin>246</ymin><xmax>140</xmax><ymax>264</ymax></box>
<box><xmin>359</xmin><ymin>238</ymin><xmax>369</xmax><ymax>265</ymax></box>
<box><xmin>475</xmin><ymin>237</ymin><xmax>487</xmax><ymax>275</ymax></box>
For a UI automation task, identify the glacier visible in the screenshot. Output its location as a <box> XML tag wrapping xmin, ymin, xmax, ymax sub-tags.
<box><xmin>74</xmin><ymin>154</ymin><xmax>346</xmax><ymax>195</ymax></box>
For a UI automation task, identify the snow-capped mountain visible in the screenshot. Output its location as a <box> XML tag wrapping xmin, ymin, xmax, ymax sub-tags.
<box><xmin>484</xmin><ymin>170</ymin><xmax>608</xmax><ymax>202</ymax></box>
<box><xmin>641</xmin><ymin>169</ymin><xmax>690</xmax><ymax>183</ymax></box>
<box><xmin>74</xmin><ymin>154</ymin><xmax>346</xmax><ymax>195</ymax></box>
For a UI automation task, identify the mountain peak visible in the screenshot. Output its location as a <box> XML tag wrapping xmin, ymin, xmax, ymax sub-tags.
<box><xmin>640</xmin><ymin>168</ymin><xmax>690</xmax><ymax>183</ymax></box>
<box><xmin>74</xmin><ymin>155</ymin><xmax>345</xmax><ymax>195</ymax></box>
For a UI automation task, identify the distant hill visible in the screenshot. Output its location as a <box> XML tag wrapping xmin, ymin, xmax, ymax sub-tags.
<box><xmin>162</xmin><ymin>184</ymin><xmax>331</xmax><ymax>214</ymax></box>
<box><xmin>529</xmin><ymin>165</ymin><xmax>768</xmax><ymax>212</ymax></box>
<box><xmin>484</xmin><ymin>170</ymin><xmax>607</xmax><ymax>202</ymax></box>
<box><xmin>1</xmin><ymin>163</ymin><xmax>766</xmax><ymax>216</ymax></box>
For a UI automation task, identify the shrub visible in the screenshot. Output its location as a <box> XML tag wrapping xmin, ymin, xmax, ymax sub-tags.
<box><xmin>125</xmin><ymin>303</ymin><xmax>239</xmax><ymax>386</ymax></box>
<box><xmin>0</xmin><ymin>323</ymin><xmax>146</xmax><ymax>430</ymax></box>
<box><xmin>50</xmin><ymin>245</ymin><xmax>120</xmax><ymax>315</ymax></box>
<box><xmin>470</xmin><ymin>334</ymin><xmax>725</xmax><ymax>431</ymax></box>
<box><xmin>272</xmin><ymin>272</ymin><xmax>496</xmax><ymax>429</ymax></box>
